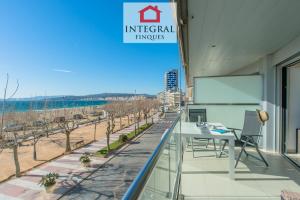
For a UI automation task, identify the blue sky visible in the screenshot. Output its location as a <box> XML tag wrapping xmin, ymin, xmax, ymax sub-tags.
<box><xmin>0</xmin><ymin>0</ymin><xmax>181</xmax><ymax>98</ymax></box>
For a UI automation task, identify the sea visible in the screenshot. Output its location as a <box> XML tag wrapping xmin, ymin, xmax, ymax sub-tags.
<box><xmin>1</xmin><ymin>100</ymin><xmax>109</xmax><ymax>113</ymax></box>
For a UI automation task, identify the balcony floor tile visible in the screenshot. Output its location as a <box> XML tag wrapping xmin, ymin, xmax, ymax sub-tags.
<box><xmin>181</xmin><ymin>145</ymin><xmax>300</xmax><ymax>199</ymax></box>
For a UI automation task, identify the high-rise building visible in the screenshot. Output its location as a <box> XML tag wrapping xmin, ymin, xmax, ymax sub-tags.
<box><xmin>165</xmin><ymin>69</ymin><xmax>178</xmax><ymax>92</ymax></box>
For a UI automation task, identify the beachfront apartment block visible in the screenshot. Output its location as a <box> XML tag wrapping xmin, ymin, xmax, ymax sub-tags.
<box><xmin>123</xmin><ymin>0</ymin><xmax>300</xmax><ymax>199</ymax></box>
<box><xmin>157</xmin><ymin>90</ymin><xmax>182</xmax><ymax>108</ymax></box>
<box><xmin>165</xmin><ymin>69</ymin><xmax>178</xmax><ymax>92</ymax></box>
<box><xmin>159</xmin><ymin>69</ymin><xmax>183</xmax><ymax>109</ymax></box>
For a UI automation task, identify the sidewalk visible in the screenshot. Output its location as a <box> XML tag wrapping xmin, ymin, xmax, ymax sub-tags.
<box><xmin>0</xmin><ymin>116</ymin><xmax>157</xmax><ymax>200</ymax></box>
<box><xmin>60</xmin><ymin>113</ymin><xmax>177</xmax><ymax>200</ymax></box>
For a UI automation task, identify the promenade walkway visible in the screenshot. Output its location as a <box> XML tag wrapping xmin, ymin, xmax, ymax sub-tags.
<box><xmin>0</xmin><ymin>115</ymin><xmax>161</xmax><ymax>200</ymax></box>
<box><xmin>60</xmin><ymin>113</ymin><xmax>177</xmax><ymax>200</ymax></box>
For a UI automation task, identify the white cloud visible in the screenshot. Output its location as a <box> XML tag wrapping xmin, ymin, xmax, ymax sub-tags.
<box><xmin>52</xmin><ymin>69</ymin><xmax>72</xmax><ymax>73</ymax></box>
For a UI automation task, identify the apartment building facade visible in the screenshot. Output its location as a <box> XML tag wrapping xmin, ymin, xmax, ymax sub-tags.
<box><xmin>165</xmin><ymin>69</ymin><xmax>179</xmax><ymax>92</ymax></box>
<box><xmin>176</xmin><ymin>0</ymin><xmax>300</xmax><ymax>165</ymax></box>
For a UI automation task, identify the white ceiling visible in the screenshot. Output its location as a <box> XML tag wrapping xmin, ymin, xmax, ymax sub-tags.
<box><xmin>187</xmin><ymin>0</ymin><xmax>300</xmax><ymax>84</ymax></box>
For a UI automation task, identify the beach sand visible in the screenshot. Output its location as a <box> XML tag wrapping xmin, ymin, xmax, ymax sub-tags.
<box><xmin>0</xmin><ymin>115</ymin><xmax>136</xmax><ymax>182</ymax></box>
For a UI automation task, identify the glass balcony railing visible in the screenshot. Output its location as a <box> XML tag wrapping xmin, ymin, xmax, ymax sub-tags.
<box><xmin>122</xmin><ymin>107</ymin><xmax>300</xmax><ymax>199</ymax></box>
<box><xmin>122</xmin><ymin>112</ymin><xmax>183</xmax><ymax>200</ymax></box>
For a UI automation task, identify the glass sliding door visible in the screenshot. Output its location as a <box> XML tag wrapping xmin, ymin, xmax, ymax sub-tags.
<box><xmin>282</xmin><ymin>62</ymin><xmax>300</xmax><ymax>165</ymax></box>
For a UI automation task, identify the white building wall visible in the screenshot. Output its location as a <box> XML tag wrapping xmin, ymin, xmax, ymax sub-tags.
<box><xmin>230</xmin><ymin>57</ymin><xmax>276</xmax><ymax>152</ymax></box>
<box><xmin>231</xmin><ymin>59</ymin><xmax>263</xmax><ymax>75</ymax></box>
<box><xmin>229</xmin><ymin>34</ymin><xmax>300</xmax><ymax>153</ymax></box>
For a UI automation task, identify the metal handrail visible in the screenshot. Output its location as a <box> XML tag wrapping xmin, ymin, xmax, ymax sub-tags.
<box><xmin>122</xmin><ymin>115</ymin><xmax>181</xmax><ymax>200</ymax></box>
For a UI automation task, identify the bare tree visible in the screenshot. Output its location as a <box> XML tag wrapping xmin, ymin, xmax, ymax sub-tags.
<box><xmin>0</xmin><ymin>74</ymin><xmax>20</xmax><ymax>177</ymax></box>
<box><xmin>2</xmin><ymin>109</ymin><xmax>50</xmax><ymax>175</ymax></box>
<box><xmin>32</xmin><ymin>131</ymin><xmax>44</xmax><ymax>161</ymax></box>
<box><xmin>0</xmin><ymin>73</ymin><xmax>19</xmax><ymax>137</ymax></box>
<box><xmin>2</xmin><ymin>111</ymin><xmax>26</xmax><ymax>177</ymax></box>
<box><xmin>115</xmin><ymin>101</ymin><xmax>125</xmax><ymax>130</ymax></box>
<box><xmin>24</xmin><ymin>103</ymin><xmax>53</xmax><ymax>161</ymax></box>
<box><xmin>12</xmin><ymin>131</ymin><xmax>21</xmax><ymax>177</ymax></box>
<box><xmin>149</xmin><ymin>99</ymin><xmax>160</xmax><ymax>123</ymax></box>
<box><xmin>82</xmin><ymin>107</ymin><xmax>103</xmax><ymax>141</ymax></box>
<box><xmin>125</xmin><ymin>101</ymin><xmax>134</xmax><ymax>126</ymax></box>
<box><xmin>103</xmin><ymin>103</ymin><xmax>117</xmax><ymax>153</ymax></box>
<box><xmin>106</xmin><ymin>115</ymin><xmax>114</xmax><ymax>152</ymax></box>
<box><xmin>93</xmin><ymin>117</ymin><xmax>98</xmax><ymax>141</ymax></box>
<box><xmin>41</xmin><ymin>99</ymin><xmax>53</xmax><ymax>138</ymax></box>
<box><xmin>54</xmin><ymin>109</ymin><xmax>79</xmax><ymax>153</ymax></box>
<box><xmin>86</xmin><ymin>107</ymin><xmax>98</xmax><ymax>141</ymax></box>
<box><xmin>135</xmin><ymin>100</ymin><xmax>144</xmax><ymax>131</ymax></box>
<box><xmin>142</xmin><ymin>100</ymin><xmax>151</xmax><ymax>124</ymax></box>
<box><xmin>26</xmin><ymin>104</ymin><xmax>41</xmax><ymax>160</ymax></box>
